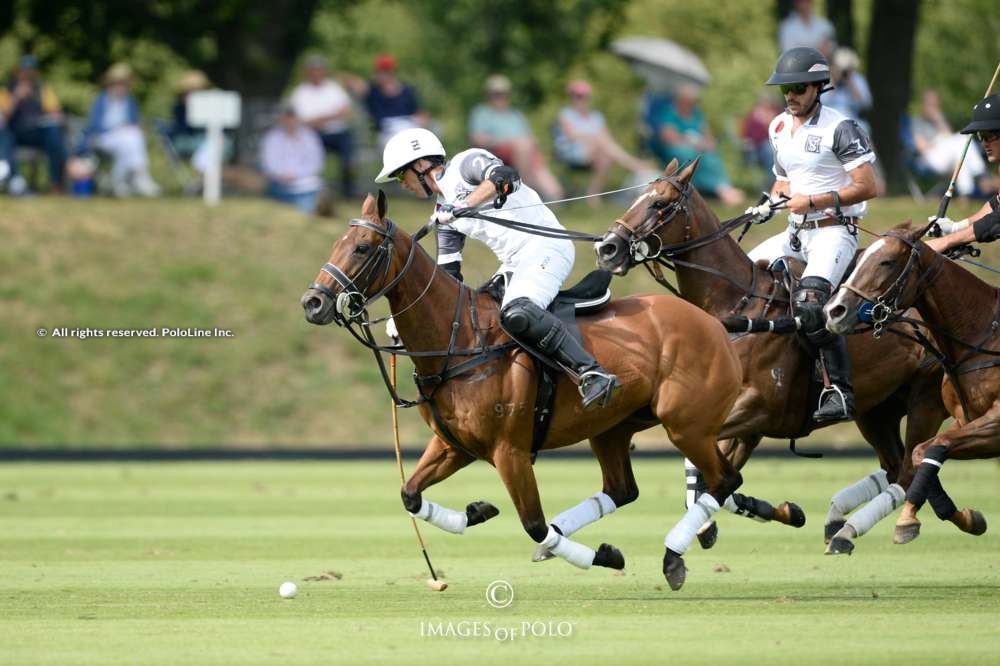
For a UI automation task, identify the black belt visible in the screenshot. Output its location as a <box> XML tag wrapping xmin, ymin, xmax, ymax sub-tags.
<box><xmin>790</xmin><ymin>216</ymin><xmax>860</xmax><ymax>230</ymax></box>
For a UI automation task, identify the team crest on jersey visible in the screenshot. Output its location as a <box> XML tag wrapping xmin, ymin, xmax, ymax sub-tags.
<box><xmin>805</xmin><ymin>134</ymin><xmax>822</xmax><ymax>153</ymax></box>
<box><xmin>775</xmin><ymin>120</ymin><xmax>785</xmax><ymax>133</ymax></box>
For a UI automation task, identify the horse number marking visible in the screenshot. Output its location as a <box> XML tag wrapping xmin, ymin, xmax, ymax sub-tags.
<box><xmin>494</xmin><ymin>402</ymin><xmax>527</xmax><ymax>418</ymax></box>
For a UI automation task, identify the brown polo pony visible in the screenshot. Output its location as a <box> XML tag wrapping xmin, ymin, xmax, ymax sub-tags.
<box><xmin>826</xmin><ymin>223</ymin><xmax>992</xmax><ymax>544</ymax></box>
<box><xmin>594</xmin><ymin>160</ymin><xmax>959</xmax><ymax>554</ymax></box>
<box><xmin>301</xmin><ymin>192</ymin><xmax>744</xmax><ymax>590</ymax></box>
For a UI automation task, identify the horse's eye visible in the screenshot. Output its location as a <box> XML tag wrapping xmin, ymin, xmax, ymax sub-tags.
<box><xmin>651</xmin><ymin>200</ymin><xmax>669</xmax><ymax>210</ymax></box>
<box><xmin>878</xmin><ymin>260</ymin><xmax>894</xmax><ymax>267</ymax></box>
<box><xmin>354</xmin><ymin>244</ymin><xmax>370</xmax><ymax>256</ymax></box>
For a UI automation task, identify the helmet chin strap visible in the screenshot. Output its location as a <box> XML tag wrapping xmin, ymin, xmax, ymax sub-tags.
<box><xmin>411</xmin><ymin>161</ymin><xmax>439</xmax><ymax>197</ymax></box>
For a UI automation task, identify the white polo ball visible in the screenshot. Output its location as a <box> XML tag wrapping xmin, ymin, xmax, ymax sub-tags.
<box><xmin>279</xmin><ymin>581</ymin><xmax>298</xmax><ymax>599</ymax></box>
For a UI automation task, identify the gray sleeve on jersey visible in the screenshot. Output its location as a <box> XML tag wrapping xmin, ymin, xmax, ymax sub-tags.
<box><xmin>832</xmin><ymin>119</ymin><xmax>874</xmax><ymax>165</ymax></box>
<box><xmin>770</xmin><ymin>135</ymin><xmax>788</xmax><ymax>178</ymax></box>
<box><xmin>437</xmin><ymin>224</ymin><xmax>466</xmax><ymax>260</ymax></box>
<box><xmin>458</xmin><ymin>150</ymin><xmax>504</xmax><ymax>185</ymax></box>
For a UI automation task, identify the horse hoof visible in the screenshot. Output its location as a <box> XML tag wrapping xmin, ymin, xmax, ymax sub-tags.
<box><xmin>825</xmin><ymin>535</ymin><xmax>854</xmax><ymax>556</ymax></box>
<box><xmin>531</xmin><ymin>543</ymin><xmax>555</xmax><ymax>562</ymax></box>
<box><xmin>465</xmin><ymin>501</ymin><xmax>499</xmax><ymax>527</ymax></box>
<box><xmin>894</xmin><ymin>521</ymin><xmax>921</xmax><ymax>545</ymax></box>
<box><xmin>824</xmin><ymin>520</ymin><xmax>845</xmax><ymax>544</ymax></box>
<box><xmin>663</xmin><ymin>549</ymin><xmax>687</xmax><ymax>591</ymax></box>
<box><xmin>593</xmin><ymin>543</ymin><xmax>625</xmax><ymax>570</ymax></box>
<box><xmin>780</xmin><ymin>502</ymin><xmax>806</xmax><ymax>528</ymax></box>
<box><xmin>697</xmin><ymin>521</ymin><xmax>719</xmax><ymax>550</ymax></box>
<box><xmin>964</xmin><ymin>509</ymin><xmax>988</xmax><ymax>536</ymax></box>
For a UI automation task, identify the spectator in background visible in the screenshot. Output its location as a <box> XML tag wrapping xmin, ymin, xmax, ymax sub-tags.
<box><xmin>741</xmin><ymin>92</ymin><xmax>783</xmax><ymax>190</ymax></box>
<box><xmin>910</xmin><ymin>89</ymin><xmax>988</xmax><ymax>196</ymax></box>
<box><xmin>650</xmin><ymin>84</ymin><xmax>745</xmax><ymax>206</ymax></box>
<box><xmin>166</xmin><ymin>69</ymin><xmax>213</xmax><ymax>174</ymax></box>
<box><xmin>76</xmin><ymin>63</ymin><xmax>160</xmax><ymax>198</ymax></box>
<box><xmin>778</xmin><ymin>0</ymin><xmax>835</xmax><ymax>53</ymax></box>
<box><xmin>342</xmin><ymin>54</ymin><xmax>427</xmax><ymax>149</ymax></box>
<box><xmin>469</xmin><ymin>74</ymin><xmax>563</xmax><ymax>200</ymax></box>
<box><xmin>260</xmin><ymin>103</ymin><xmax>323</xmax><ymax>214</ymax></box>
<box><xmin>0</xmin><ymin>55</ymin><xmax>68</xmax><ymax>195</ymax></box>
<box><xmin>553</xmin><ymin>79</ymin><xmax>654</xmax><ymax>206</ymax></box>
<box><xmin>291</xmin><ymin>55</ymin><xmax>355</xmax><ymax>197</ymax></box>
<box><xmin>824</xmin><ymin>47</ymin><xmax>872</xmax><ymax>133</ymax></box>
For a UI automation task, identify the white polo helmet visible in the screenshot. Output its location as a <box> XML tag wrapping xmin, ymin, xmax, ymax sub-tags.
<box><xmin>375</xmin><ymin>128</ymin><xmax>446</xmax><ymax>183</ymax></box>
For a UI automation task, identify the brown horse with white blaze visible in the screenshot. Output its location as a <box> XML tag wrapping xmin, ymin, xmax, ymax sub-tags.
<box><xmin>594</xmin><ymin>160</ymin><xmax>961</xmax><ymax>556</ymax></box>
<box><xmin>826</xmin><ymin>223</ymin><xmax>991</xmax><ymax>544</ymax></box>
<box><xmin>301</xmin><ymin>192</ymin><xmax>744</xmax><ymax>590</ymax></box>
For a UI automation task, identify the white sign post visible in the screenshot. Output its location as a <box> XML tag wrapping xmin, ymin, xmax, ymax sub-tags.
<box><xmin>187</xmin><ymin>90</ymin><xmax>241</xmax><ymax>206</ymax></box>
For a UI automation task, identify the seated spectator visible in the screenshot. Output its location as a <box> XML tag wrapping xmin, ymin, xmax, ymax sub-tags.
<box><xmin>910</xmin><ymin>89</ymin><xmax>988</xmax><ymax>196</ymax></box>
<box><xmin>166</xmin><ymin>70</ymin><xmax>213</xmax><ymax>174</ymax></box>
<box><xmin>553</xmin><ymin>79</ymin><xmax>653</xmax><ymax>205</ymax></box>
<box><xmin>469</xmin><ymin>74</ymin><xmax>563</xmax><ymax>200</ymax></box>
<box><xmin>778</xmin><ymin>0</ymin><xmax>835</xmax><ymax>53</ymax></box>
<box><xmin>740</xmin><ymin>92</ymin><xmax>782</xmax><ymax>189</ymax></box>
<box><xmin>824</xmin><ymin>47</ymin><xmax>873</xmax><ymax>133</ymax></box>
<box><xmin>76</xmin><ymin>63</ymin><xmax>160</xmax><ymax>198</ymax></box>
<box><xmin>650</xmin><ymin>84</ymin><xmax>745</xmax><ymax>206</ymax></box>
<box><xmin>0</xmin><ymin>54</ymin><xmax>68</xmax><ymax>195</ymax></box>
<box><xmin>260</xmin><ymin>103</ymin><xmax>324</xmax><ymax>214</ymax></box>
<box><xmin>291</xmin><ymin>55</ymin><xmax>355</xmax><ymax>197</ymax></box>
<box><xmin>342</xmin><ymin>54</ymin><xmax>427</xmax><ymax>149</ymax></box>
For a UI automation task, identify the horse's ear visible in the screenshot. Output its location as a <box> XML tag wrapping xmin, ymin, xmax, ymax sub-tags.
<box><xmin>361</xmin><ymin>193</ymin><xmax>377</xmax><ymax>218</ymax></box>
<box><xmin>664</xmin><ymin>159</ymin><xmax>679</xmax><ymax>176</ymax></box>
<box><xmin>913</xmin><ymin>220</ymin><xmax>936</xmax><ymax>240</ymax></box>
<box><xmin>376</xmin><ymin>189</ymin><xmax>387</xmax><ymax>220</ymax></box>
<box><xmin>678</xmin><ymin>155</ymin><xmax>702</xmax><ymax>184</ymax></box>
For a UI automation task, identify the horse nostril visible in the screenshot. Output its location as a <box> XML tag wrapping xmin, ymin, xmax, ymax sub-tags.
<box><xmin>306</xmin><ymin>297</ymin><xmax>322</xmax><ymax>313</ymax></box>
<box><xmin>829</xmin><ymin>304</ymin><xmax>846</xmax><ymax>320</ymax></box>
<box><xmin>598</xmin><ymin>242</ymin><xmax>618</xmax><ymax>259</ymax></box>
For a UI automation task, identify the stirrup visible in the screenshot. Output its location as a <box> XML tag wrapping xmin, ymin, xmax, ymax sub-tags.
<box><xmin>813</xmin><ymin>384</ymin><xmax>854</xmax><ymax>423</ymax></box>
<box><xmin>579</xmin><ymin>370</ymin><xmax>620</xmax><ymax>410</ymax></box>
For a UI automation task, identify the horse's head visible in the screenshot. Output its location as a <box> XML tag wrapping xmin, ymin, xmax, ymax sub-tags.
<box><xmin>595</xmin><ymin>157</ymin><xmax>700</xmax><ymax>275</ymax></box>
<box><xmin>301</xmin><ymin>191</ymin><xmax>398</xmax><ymax>326</ymax></box>
<box><xmin>825</xmin><ymin>222</ymin><xmax>933</xmax><ymax>335</ymax></box>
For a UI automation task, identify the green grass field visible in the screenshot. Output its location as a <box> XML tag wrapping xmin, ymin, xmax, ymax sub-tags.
<box><xmin>1</xmin><ymin>459</ymin><xmax>997</xmax><ymax>665</ymax></box>
<box><xmin>0</xmin><ymin>195</ymin><xmax>991</xmax><ymax>449</ymax></box>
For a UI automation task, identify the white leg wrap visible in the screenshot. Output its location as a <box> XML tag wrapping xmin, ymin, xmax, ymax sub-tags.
<box><xmin>826</xmin><ymin>469</ymin><xmax>889</xmax><ymax>522</ymax></box>
<box><xmin>550</xmin><ymin>492</ymin><xmax>617</xmax><ymax>537</ymax></box>
<box><xmin>722</xmin><ymin>495</ymin><xmax>739</xmax><ymax>513</ymax></box>
<box><xmin>844</xmin><ymin>483</ymin><xmax>905</xmax><ymax>538</ymax></box>
<box><xmin>541</xmin><ymin>526</ymin><xmax>594</xmax><ymax>569</ymax></box>
<box><xmin>410</xmin><ymin>499</ymin><xmax>467</xmax><ymax>534</ymax></box>
<box><xmin>665</xmin><ymin>494</ymin><xmax>720</xmax><ymax>555</ymax></box>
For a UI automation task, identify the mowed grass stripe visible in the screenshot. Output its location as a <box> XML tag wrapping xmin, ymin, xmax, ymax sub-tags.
<box><xmin>0</xmin><ymin>460</ymin><xmax>997</xmax><ymax>665</ymax></box>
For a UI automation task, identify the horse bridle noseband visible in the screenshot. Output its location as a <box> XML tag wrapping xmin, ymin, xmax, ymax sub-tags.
<box><xmin>609</xmin><ymin>175</ymin><xmax>693</xmax><ymax>262</ymax></box>
<box><xmin>310</xmin><ymin>218</ymin><xmax>432</xmax><ymax>327</ymax></box>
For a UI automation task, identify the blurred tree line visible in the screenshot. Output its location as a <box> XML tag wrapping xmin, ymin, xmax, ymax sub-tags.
<box><xmin>0</xmin><ymin>0</ymin><xmax>996</xmax><ymax>191</ymax></box>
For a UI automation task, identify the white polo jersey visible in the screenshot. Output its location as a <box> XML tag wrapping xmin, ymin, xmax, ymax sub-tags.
<box><xmin>769</xmin><ymin>103</ymin><xmax>876</xmax><ymax>222</ymax></box>
<box><xmin>434</xmin><ymin>148</ymin><xmax>567</xmax><ymax>266</ymax></box>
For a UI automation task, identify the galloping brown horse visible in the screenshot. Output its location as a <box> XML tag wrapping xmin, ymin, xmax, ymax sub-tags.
<box><xmin>301</xmin><ymin>192</ymin><xmax>744</xmax><ymax>590</ymax></box>
<box><xmin>594</xmin><ymin>160</ymin><xmax>964</xmax><ymax>555</ymax></box>
<box><xmin>826</xmin><ymin>223</ymin><xmax>992</xmax><ymax>544</ymax></box>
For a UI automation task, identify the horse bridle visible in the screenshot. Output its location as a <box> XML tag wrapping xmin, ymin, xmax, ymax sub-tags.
<box><xmin>839</xmin><ymin>231</ymin><xmax>943</xmax><ymax>335</ymax></box>
<box><xmin>609</xmin><ymin>175</ymin><xmax>693</xmax><ymax>262</ymax></box>
<box><xmin>310</xmin><ymin>218</ymin><xmax>430</xmax><ymax>326</ymax></box>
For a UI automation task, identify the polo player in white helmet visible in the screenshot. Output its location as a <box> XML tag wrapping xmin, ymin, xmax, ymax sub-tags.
<box><xmin>376</xmin><ymin>127</ymin><xmax>619</xmax><ymax>410</ymax></box>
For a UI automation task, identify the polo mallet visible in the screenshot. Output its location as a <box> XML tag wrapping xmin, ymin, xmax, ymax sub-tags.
<box><xmin>390</xmin><ymin>353</ymin><xmax>448</xmax><ymax>592</ymax></box>
<box><xmin>932</xmin><ymin>61</ymin><xmax>1000</xmax><ymax>226</ymax></box>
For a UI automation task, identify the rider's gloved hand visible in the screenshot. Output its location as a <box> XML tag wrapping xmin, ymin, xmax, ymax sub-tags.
<box><xmin>927</xmin><ymin>215</ymin><xmax>968</xmax><ymax>237</ymax></box>
<box><xmin>745</xmin><ymin>193</ymin><xmax>778</xmax><ymax>224</ymax></box>
<box><xmin>430</xmin><ymin>202</ymin><xmax>467</xmax><ymax>225</ymax></box>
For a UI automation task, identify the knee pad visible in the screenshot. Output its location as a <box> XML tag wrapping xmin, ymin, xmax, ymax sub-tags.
<box><xmin>501</xmin><ymin>297</ymin><xmax>565</xmax><ymax>352</ymax></box>
<box><xmin>795</xmin><ymin>276</ymin><xmax>834</xmax><ymax>342</ymax></box>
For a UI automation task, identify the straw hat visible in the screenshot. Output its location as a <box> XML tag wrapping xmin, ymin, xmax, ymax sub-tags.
<box><xmin>104</xmin><ymin>62</ymin><xmax>133</xmax><ymax>85</ymax></box>
<box><xmin>174</xmin><ymin>69</ymin><xmax>210</xmax><ymax>94</ymax></box>
<box><xmin>485</xmin><ymin>74</ymin><xmax>512</xmax><ymax>95</ymax></box>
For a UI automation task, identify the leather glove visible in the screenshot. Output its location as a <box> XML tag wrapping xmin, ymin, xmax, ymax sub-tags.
<box><xmin>927</xmin><ymin>215</ymin><xmax>967</xmax><ymax>236</ymax></box>
<box><xmin>430</xmin><ymin>202</ymin><xmax>467</xmax><ymax>225</ymax></box>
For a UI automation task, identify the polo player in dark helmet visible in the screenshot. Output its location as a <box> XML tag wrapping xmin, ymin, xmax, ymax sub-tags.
<box><xmin>746</xmin><ymin>46</ymin><xmax>879</xmax><ymax>423</ymax></box>
<box><xmin>926</xmin><ymin>92</ymin><xmax>1000</xmax><ymax>253</ymax></box>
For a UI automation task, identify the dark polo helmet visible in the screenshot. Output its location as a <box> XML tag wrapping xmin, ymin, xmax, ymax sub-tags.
<box><xmin>766</xmin><ymin>47</ymin><xmax>832</xmax><ymax>86</ymax></box>
<box><xmin>960</xmin><ymin>93</ymin><xmax>1000</xmax><ymax>134</ymax></box>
